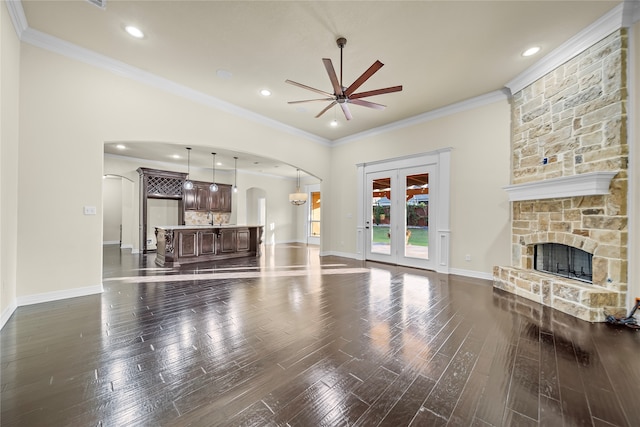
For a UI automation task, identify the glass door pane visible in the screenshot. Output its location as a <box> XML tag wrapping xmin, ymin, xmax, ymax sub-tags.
<box><xmin>404</xmin><ymin>172</ymin><xmax>429</xmax><ymax>260</ymax></box>
<box><xmin>370</xmin><ymin>175</ymin><xmax>392</xmax><ymax>256</ymax></box>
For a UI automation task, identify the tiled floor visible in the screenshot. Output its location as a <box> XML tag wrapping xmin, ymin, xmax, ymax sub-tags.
<box><xmin>1</xmin><ymin>244</ymin><xmax>639</xmax><ymax>426</ymax></box>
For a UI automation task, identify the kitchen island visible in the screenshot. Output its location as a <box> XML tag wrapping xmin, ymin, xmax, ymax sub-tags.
<box><xmin>155</xmin><ymin>225</ymin><xmax>263</xmax><ymax>267</ymax></box>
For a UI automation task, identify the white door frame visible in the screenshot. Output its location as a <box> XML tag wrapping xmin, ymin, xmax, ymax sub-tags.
<box><xmin>356</xmin><ymin>148</ymin><xmax>451</xmax><ymax>273</ymax></box>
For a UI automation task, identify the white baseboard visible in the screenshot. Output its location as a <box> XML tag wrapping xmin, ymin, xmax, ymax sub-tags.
<box><xmin>449</xmin><ymin>268</ymin><xmax>494</xmax><ymax>281</ymax></box>
<box><xmin>120</xmin><ymin>244</ymin><xmax>133</xmax><ymax>250</ymax></box>
<box><xmin>320</xmin><ymin>250</ymin><xmax>360</xmax><ymax>260</ymax></box>
<box><xmin>0</xmin><ymin>299</ymin><xmax>17</xmax><ymax>330</ymax></box>
<box><xmin>103</xmin><ymin>241</ymin><xmax>120</xmax><ymax>245</ymax></box>
<box><xmin>16</xmin><ymin>284</ymin><xmax>104</xmax><ymax>307</ymax></box>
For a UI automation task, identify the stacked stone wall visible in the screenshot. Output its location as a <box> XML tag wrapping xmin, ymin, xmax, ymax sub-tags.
<box><xmin>495</xmin><ymin>30</ymin><xmax>629</xmax><ymax>322</ymax></box>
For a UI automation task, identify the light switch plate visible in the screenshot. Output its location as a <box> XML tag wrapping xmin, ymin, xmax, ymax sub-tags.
<box><xmin>84</xmin><ymin>206</ymin><xmax>97</xmax><ymax>215</ymax></box>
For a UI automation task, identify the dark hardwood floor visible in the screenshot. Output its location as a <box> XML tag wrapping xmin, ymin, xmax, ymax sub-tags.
<box><xmin>1</xmin><ymin>244</ymin><xmax>639</xmax><ymax>426</ymax></box>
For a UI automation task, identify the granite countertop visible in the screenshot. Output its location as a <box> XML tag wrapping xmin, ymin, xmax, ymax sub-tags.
<box><xmin>155</xmin><ymin>224</ymin><xmax>263</xmax><ymax>230</ymax></box>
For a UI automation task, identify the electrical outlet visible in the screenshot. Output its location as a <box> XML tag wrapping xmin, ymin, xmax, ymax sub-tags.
<box><xmin>465</xmin><ymin>254</ymin><xmax>471</xmax><ymax>261</ymax></box>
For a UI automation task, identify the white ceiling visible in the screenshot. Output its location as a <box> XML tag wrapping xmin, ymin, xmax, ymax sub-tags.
<box><xmin>19</xmin><ymin>0</ymin><xmax>624</xmax><ymax>177</ymax></box>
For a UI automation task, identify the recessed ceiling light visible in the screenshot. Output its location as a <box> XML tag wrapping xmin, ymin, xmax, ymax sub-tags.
<box><xmin>260</xmin><ymin>89</ymin><xmax>272</xmax><ymax>97</ymax></box>
<box><xmin>172</xmin><ymin>154</ymin><xmax>180</xmax><ymax>159</ymax></box>
<box><xmin>216</xmin><ymin>69</ymin><xmax>233</xmax><ymax>79</ymax></box>
<box><xmin>125</xmin><ymin>25</ymin><xmax>145</xmax><ymax>39</ymax></box>
<box><xmin>116</xmin><ymin>144</ymin><xmax>126</xmax><ymax>150</ymax></box>
<box><xmin>522</xmin><ymin>46</ymin><xmax>541</xmax><ymax>57</ymax></box>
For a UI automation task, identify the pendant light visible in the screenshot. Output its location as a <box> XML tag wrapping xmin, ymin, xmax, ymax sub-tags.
<box><xmin>183</xmin><ymin>147</ymin><xmax>194</xmax><ymax>190</ymax></box>
<box><xmin>289</xmin><ymin>168</ymin><xmax>308</xmax><ymax>206</ymax></box>
<box><xmin>233</xmin><ymin>156</ymin><xmax>238</xmax><ymax>193</ymax></box>
<box><xmin>209</xmin><ymin>152</ymin><xmax>218</xmax><ymax>192</ymax></box>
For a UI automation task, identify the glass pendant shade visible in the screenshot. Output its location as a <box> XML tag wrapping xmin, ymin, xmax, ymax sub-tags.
<box><xmin>289</xmin><ymin>192</ymin><xmax>308</xmax><ymax>205</ymax></box>
<box><xmin>184</xmin><ymin>147</ymin><xmax>193</xmax><ymax>190</ymax></box>
<box><xmin>210</xmin><ymin>152</ymin><xmax>218</xmax><ymax>192</ymax></box>
<box><xmin>289</xmin><ymin>169</ymin><xmax>308</xmax><ymax>205</ymax></box>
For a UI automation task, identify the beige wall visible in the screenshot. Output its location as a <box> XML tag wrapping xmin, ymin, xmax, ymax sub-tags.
<box><xmin>327</xmin><ymin>98</ymin><xmax>512</xmax><ymax>275</ymax></box>
<box><xmin>102</xmin><ymin>176</ymin><xmax>123</xmax><ymax>243</ymax></box>
<box><xmin>17</xmin><ymin>44</ymin><xmax>330</xmax><ymax>299</ymax></box>
<box><xmin>1</xmin><ymin>2</ymin><xmax>20</xmax><ymax>325</ymax></box>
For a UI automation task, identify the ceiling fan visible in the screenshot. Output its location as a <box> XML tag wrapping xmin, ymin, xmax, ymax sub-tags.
<box><xmin>286</xmin><ymin>37</ymin><xmax>403</xmax><ymax>121</ymax></box>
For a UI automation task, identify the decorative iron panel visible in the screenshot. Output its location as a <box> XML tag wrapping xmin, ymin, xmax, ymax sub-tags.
<box><xmin>146</xmin><ymin>176</ymin><xmax>183</xmax><ymax>197</ymax></box>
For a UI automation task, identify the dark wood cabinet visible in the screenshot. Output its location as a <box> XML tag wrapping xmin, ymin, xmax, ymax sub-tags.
<box><xmin>217</xmin><ymin>185</ymin><xmax>232</xmax><ymax>212</ymax></box>
<box><xmin>184</xmin><ymin>181</ymin><xmax>232</xmax><ymax>213</ymax></box>
<box><xmin>155</xmin><ymin>226</ymin><xmax>263</xmax><ymax>267</ymax></box>
<box><xmin>183</xmin><ymin>187</ymin><xmax>197</xmax><ymax>210</ymax></box>
<box><xmin>218</xmin><ymin>228</ymin><xmax>237</xmax><ymax>254</ymax></box>
<box><xmin>196</xmin><ymin>186</ymin><xmax>209</xmax><ymax>211</ymax></box>
<box><xmin>236</xmin><ymin>228</ymin><xmax>250</xmax><ymax>252</ymax></box>
<box><xmin>199</xmin><ymin>230</ymin><xmax>217</xmax><ymax>255</ymax></box>
<box><xmin>178</xmin><ymin>230</ymin><xmax>198</xmax><ymax>258</ymax></box>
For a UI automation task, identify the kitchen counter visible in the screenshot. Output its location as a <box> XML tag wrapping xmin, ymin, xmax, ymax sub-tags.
<box><xmin>154</xmin><ymin>225</ymin><xmax>264</xmax><ymax>267</ymax></box>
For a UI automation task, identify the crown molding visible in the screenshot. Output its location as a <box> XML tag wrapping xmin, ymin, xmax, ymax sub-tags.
<box><xmin>14</xmin><ymin>23</ymin><xmax>330</xmax><ymax>147</ymax></box>
<box><xmin>5</xmin><ymin>0</ymin><xmax>27</xmax><ymax>37</ymax></box>
<box><xmin>332</xmin><ymin>90</ymin><xmax>510</xmax><ymax>146</ymax></box>
<box><xmin>506</xmin><ymin>3</ymin><xmax>627</xmax><ymax>94</ymax></box>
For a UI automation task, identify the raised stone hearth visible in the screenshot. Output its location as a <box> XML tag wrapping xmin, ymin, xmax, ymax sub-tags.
<box><xmin>493</xmin><ymin>267</ymin><xmax>622</xmax><ymax>322</ymax></box>
<box><xmin>493</xmin><ymin>29</ymin><xmax>628</xmax><ymax>322</ymax></box>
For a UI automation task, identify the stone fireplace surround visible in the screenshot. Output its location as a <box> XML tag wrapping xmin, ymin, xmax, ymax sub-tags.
<box><xmin>493</xmin><ymin>171</ymin><xmax>627</xmax><ymax>322</ymax></box>
<box><xmin>493</xmin><ymin>29</ymin><xmax>628</xmax><ymax>322</ymax></box>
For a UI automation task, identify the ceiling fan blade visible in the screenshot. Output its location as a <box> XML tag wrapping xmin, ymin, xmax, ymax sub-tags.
<box><xmin>315</xmin><ymin>101</ymin><xmax>337</xmax><ymax>118</ymax></box>
<box><xmin>349</xmin><ymin>98</ymin><xmax>386</xmax><ymax>110</ymax></box>
<box><xmin>322</xmin><ymin>58</ymin><xmax>343</xmax><ymax>96</ymax></box>
<box><xmin>340</xmin><ymin>103</ymin><xmax>353</xmax><ymax>121</ymax></box>
<box><xmin>344</xmin><ymin>60</ymin><xmax>384</xmax><ymax>97</ymax></box>
<box><xmin>285</xmin><ymin>79</ymin><xmax>334</xmax><ymax>97</ymax></box>
<box><xmin>288</xmin><ymin>98</ymin><xmax>335</xmax><ymax>104</ymax></box>
<box><xmin>349</xmin><ymin>85</ymin><xmax>403</xmax><ymax>100</ymax></box>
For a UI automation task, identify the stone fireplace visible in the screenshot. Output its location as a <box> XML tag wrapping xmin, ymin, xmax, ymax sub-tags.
<box><xmin>493</xmin><ymin>30</ymin><xmax>628</xmax><ymax>322</ymax></box>
<box><xmin>534</xmin><ymin>242</ymin><xmax>593</xmax><ymax>283</ymax></box>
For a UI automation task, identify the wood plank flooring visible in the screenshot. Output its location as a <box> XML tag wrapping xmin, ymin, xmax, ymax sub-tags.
<box><xmin>1</xmin><ymin>244</ymin><xmax>639</xmax><ymax>426</ymax></box>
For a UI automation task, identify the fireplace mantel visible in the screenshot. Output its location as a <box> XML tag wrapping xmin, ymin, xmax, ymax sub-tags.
<box><xmin>503</xmin><ymin>172</ymin><xmax>617</xmax><ymax>202</ymax></box>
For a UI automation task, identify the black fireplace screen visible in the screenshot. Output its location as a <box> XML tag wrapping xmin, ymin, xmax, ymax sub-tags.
<box><xmin>534</xmin><ymin>243</ymin><xmax>593</xmax><ymax>283</ymax></box>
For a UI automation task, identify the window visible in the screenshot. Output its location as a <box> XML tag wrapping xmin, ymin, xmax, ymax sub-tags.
<box><xmin>309</xmin><ymin>191</ymin><xmax>320</xmax><ymax>237</ymax></box>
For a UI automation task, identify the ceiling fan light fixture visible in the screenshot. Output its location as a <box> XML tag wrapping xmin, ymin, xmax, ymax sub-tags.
<box><xmin>286</xmin><ymin>36</ymin><xmax>402</xmax><ymax>121</ymax></box>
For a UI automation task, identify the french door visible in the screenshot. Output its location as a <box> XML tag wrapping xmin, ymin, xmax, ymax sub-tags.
<box><xmin>365</xmin><ymin>165</ymin><xmax>436</xmax><ymax>269</ymax></box>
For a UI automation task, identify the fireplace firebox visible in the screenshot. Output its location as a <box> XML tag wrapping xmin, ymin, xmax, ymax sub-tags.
<box><xmin>534</xmin><ymin>243</ymin><xmax>593</xmax><ymax>283</ymax></box>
